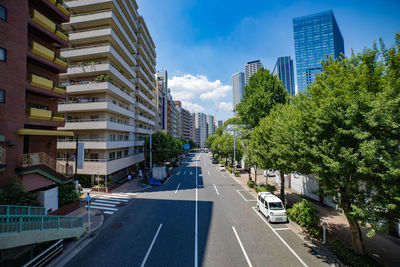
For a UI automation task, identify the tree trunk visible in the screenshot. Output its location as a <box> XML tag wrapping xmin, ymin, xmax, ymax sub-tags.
<box><xmin>254</xmin><ymin>165</ymin><xmax>257</xmax><ymax>186</ymax></box>
<box><xmin>280</xmin><ymin>170</ymin><xmax>285</xmax><ymax>202</ymax></box>
<box><xmin>341</xmin><ymin>194</ymin><xmax>366</xmax><ymax>255</ymax></box>
<box><xmin>248</xmin><ymin>167</ymin><xmax>251</xmax><ymax>181</ymax></box>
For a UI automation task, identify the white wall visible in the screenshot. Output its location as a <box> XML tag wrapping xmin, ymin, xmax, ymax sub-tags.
<box><xmin>37</xmin><ymin>187</ymin><xmax>59</xmax><ymax>213</ymax></box>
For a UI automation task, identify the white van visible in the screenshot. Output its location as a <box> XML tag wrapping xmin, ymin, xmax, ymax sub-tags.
<box><xmin>257</xmin><ymin>192</ymin><xmax>288</xmax><ymax>223</ymax></box>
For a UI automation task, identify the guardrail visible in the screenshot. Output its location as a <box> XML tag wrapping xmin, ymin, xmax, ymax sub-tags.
<box><xmin>0</xmin><ymin>215</ymin><xmax>83</xmax><ymax>233</ymax></box>
<box><xmin>0</xmin><ymin>205</ymin><xmax>46</xmax><ymax>216</ymax></box>
<box><xmin>23</xmin><ymin>239</ymin><xmax>63</xmax><ymax>267</ymax></box>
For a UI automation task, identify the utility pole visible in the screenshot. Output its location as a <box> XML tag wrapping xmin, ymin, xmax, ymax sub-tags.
<box><xmin>233</xmin><ymin>129</ymin><xmax>236</xmax><ymax>172</ymax></box>
<box><xmin>149</xmin><ymin>128</ymin><xmax>152</xmax><ymax>177</ymax></box>
<box><xmin>75</xmin><ymin>136</ymin><xmax>78</xmax><ymax>181</ymax></box>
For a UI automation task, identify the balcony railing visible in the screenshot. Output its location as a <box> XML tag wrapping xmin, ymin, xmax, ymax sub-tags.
<box><xmin>66</xmin><ymin>80</ymin><xmax>134</xmax><ymax>100</ymax></box>
<box><xmin>59</xmin><ymin>98</ymin><xmax>131</xmax><ymax>112</ymax></box>
<box><xmin>65</xmin><ymin>118</ymin><xmax>132</xmax><ymax>126</ymax></box>
<box><xmin>28</xmin><ymin>108</ymin><xmax>52</xmax><ymax>120</ymax></box>
<box><xmin>57</xmin><ymin>138</ymin><xmax>131</xmax><ymax>142</ymax></box>
<box><xmin>57</xmin><ymin>152</ymin><xmax>143</xmax><ymax>163</ymax></box>
<box><xmin>29</xmin><ymin>74</ymin><xmax>53</xmax><ymax>91</ymax></box>
<box><xmin>31</xmin><ymin>41</ymin><xmax>54</xmax><ymax>61</ymax></box>
<box><xmin>20</xmin><ymin>152</ymin><xmax>68</xmax><ymax>176</ymax></box>
<box><xmin>32</xmin><ymin>9</ymin><xmax>56</xmax><ymax>32</ymax></box>
<box><xmin>52</xmin><ymin>112</ymin><xmax>65</xmax><ymax>122</ymax></box>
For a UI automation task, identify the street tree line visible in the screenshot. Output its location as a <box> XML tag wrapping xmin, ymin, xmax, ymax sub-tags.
<box><xmin>214</xmin><ymin>34</ymin><xmax>400</xmax><ymax>255</ymax></box>
<box><xmin>145</xmin><ymin>131</ymin><xmax>198</xmax><ymax>165</ymax></box>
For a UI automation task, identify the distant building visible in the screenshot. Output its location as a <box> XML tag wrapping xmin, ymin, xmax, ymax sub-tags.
<box><xmin>156</xmin><ymin>71</ymin><xmax>168</xmax><ymax>131</ymax></box>
<box><xmin>217</xmin><ymin>120</ymin><xmax>224</xmax><ymax>127</ymax></box>
<box><xmin>273</xmin><ymin>56</ymin><xmax>295</xmax><ymax>96</ymax></box>
<box><xmin>206</xmin><ymin>115</ymin><xmax>216</xmax><ymax>137</ymax></box>
<box><xmin>293</xmin><ymin>10</ymin><xmax>344</xmax><ymax>92</ymax></box>
<box><xmin>244</xmin><ymin>60</ymin><xmax>263</xmax><ymax>85</ymax></box>
<box><xmin>193</xmin><ymin>113</ymin><xmax>207</xmax><ymax>148</ymax></box>
<box><xmin>175</xmin><ymin>101</ymin><xmax>192</xmax><ymax>141</ymax></box>
<box><xmin>232</xmin><ymin>72</ymin><xmax>245</xmax><ymax>111</ymax></box>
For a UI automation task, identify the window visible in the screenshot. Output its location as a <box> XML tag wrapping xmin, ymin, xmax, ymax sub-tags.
<box><xmin>0</xmin><ymin>90</ymin><xmax>4</xmax><ymax>103</ymax></box>
<box><xmin>0</xmin><ymin>4</ymin><xmax>6</xmax><ymax>21</ymax></box>
<box><xmin>0</xmin><ymin>47</ymin><xmax>6</xmax><ymax>62</ymax></box>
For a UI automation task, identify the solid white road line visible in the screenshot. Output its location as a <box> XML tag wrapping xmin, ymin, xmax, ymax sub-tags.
<box><xmin>232</xmin><ymin>226</ymin><xmax>253</xmax><ymax>267</ymax></box>
<box><xmin>190</xmin><ymin>171</ymin><xmax>193</xmax><ymax>175</ymax></box>
<box><xmin>195</xmin><ymin>155</ymin><xmax>199</xmax><ymax>267</ymax></box>
<box><xmin>207</xmin><ymin>171</ymin><xmax>210</xmax><ymax>176</ymax></box>
<box><xmin>175</xmin><ymin>183</ymin><xmax>181</xmax><ymax>194</ymax></box>
<box><xmin>140</xmin><ymin>223</ymin><xmax>163</xmax><ymax>267</ymax></box>
<box><xmin>236</xmin><ymin>190</ymin><xmax>257</xmax><ymax>202</ymax></box>
<box><xmin>183</xmin><ymin>171</ymin><xmax>186</xmax><ymax>175</ymax></box>
<box><xmin>274</xmin><ymin>228</ymin><xmax>291</xmax><ymax>231</ymax></box>
<box><xmin>213</xmin><ymin>184</ymin><xmax>220</xmax><ymax>196</ymax></box>
<box><xmin>85</xmin><ymin>205</ymin><xmax>118</xmax><ymax>211</ymax></box>
<box><xmin>100</xmin><ymin>196</ymin><xmax>129</xmax><ymax>201</ymax></box>
<box><xmin>92</xmin><ymin>199</ymin><xmax>120</xmax><ymax>204</ymax></box>
<box><xmin>103</xmin><ymin>211</ymin><xmax>114</xmax><ymax>215</ymax></box>
<box><xmin>252</xmin><ymin>207</ymin><xmax>308</xmax><ymax>267</ymax></box>
<box><xmin>91</xmin><ymin>202</ymin><xmax>116</xmax><ymax>207</ymax></box>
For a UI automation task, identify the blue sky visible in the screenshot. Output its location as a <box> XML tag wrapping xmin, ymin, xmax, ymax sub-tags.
<box><xmin>137</xmin><ymin>0</ymin><xmax>400</xmax><ymax>121</ymax></box>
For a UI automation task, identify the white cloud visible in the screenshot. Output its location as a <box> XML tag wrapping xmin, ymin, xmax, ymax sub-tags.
<box><xmin>217</xmin><ymin>101</ymin><xmax>233</xmax><ymax>111</ymax></box>
<box><xmin>181</xmin><ymin>101</ymin><xmax>206</xmax><ymax>113</ymax></box>
<box><xmin>169</xmin><ymin>74</ymin><xmax>231</xmax><ymax>102</ymax></box>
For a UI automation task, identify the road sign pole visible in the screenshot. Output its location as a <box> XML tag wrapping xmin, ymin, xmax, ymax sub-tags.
<box><xmin>233</xmin><ymin>129</ymin><xmax>236</xmax><ymax>172</ymax></box>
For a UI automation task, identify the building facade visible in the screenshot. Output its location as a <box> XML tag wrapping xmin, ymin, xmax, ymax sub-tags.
<box><xmin>0</xmin><ymin>0</ymin><xmax>73</xmax><ymax>210</ymax></box>
<box><xmin>244</xmin><ymin>60</ymin><xmax>263</xmax><ymax>85</ymax></box>
<box><xmin>272</xmin><ymin>56</ymin><xmax>295</xmax><ymax>96</ymax></box>
<box><xmin>206</xmin><ymin>115</ymin><xmax>216</xmax><ymax>137</ymax></box>
<box><xmin>156</xmin><ymin>70</ymin><xmax>167</xmax><ymax>132</ymax></box>
<box><xmin>232</xmin><ymin>72</ymin><xmax>244</xmax><ymax>111</ymax></box>
<box><xmin>293</xmin><ymin>10</ymin><xmax>344</xmax><ymax>92</ymax></box>
<box><xmin>175</xmin><ymin>101</ymin><xmax>191</xmax><ymax>141</ymax></box>
<box><xmin>57</xmin><ymin>0</ymin><xmax>156</xmax><ymax>181</ymax></box>
<box><xmin>217</xmin><ymin>120</ymin><xmax>223</xmax><ymax>128</ymax></box>
<box><xmin>193</xmin><ymin>113</ymin><xmax>207</xmax><ymax>148</ymax></box>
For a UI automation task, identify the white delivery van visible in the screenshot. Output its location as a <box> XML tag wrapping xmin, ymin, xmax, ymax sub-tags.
<box><xmin>257</xmin><ymin>192</ymin><xmax>288</xmax><ymax>223</ymax></box>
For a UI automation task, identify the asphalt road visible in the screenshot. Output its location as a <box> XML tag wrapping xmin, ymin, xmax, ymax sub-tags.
<box><xmin>65</xmin><ymin>153</ymin><xmax>333</xmax><ymax>267</ymax></box>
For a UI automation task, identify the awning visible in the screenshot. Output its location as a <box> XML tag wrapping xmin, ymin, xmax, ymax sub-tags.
<box><xmin>17</xmin><ymin>129</ymin><xmax>74</xmax><ymax>137</ymax></box>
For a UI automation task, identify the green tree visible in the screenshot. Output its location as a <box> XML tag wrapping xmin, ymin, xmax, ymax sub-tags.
<box><xmin>252</xmin><ymin>103</ymin><xmax>301</xmax><ymax>202</ymax></box>
<box><xmin>295</xmin><ymin>35</ymin><xmax>400</xmax><ymax>255</ymax></box>
<box><xmin>235</xmin><ymin>68</ymin><xmax>288</xmax><ymax>129</ymax></box>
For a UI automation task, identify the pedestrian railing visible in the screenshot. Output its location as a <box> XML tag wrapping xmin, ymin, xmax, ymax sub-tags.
<box><xmin>0</xmin><ymin>205</ymin><xmax>46</xmax><ymax>216</ymax></box>
<box><xmin>0</xmin><ymin>215</ymin><xmax>83</xmax><ymax>233</ymax></box>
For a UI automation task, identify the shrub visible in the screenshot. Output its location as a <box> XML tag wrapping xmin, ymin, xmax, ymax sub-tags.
<box><xmin>58</xmin><ymin>182</ymin><xmax>79</xmax><ymax>206</ymax></box>
<box><xmin>0</xmin><ymin>182</ymin><xmax>39</xmax><ymax>206</ymax></box>
<box><xmin>247</xmin><ymin>180</ymin><xmax>255</xmax><ymax>188</ymax></box>
<box><xmin>328</xmin><ymin>239</ymin><xmax>382</xmax><ymax>267</ymax></box>
<box><xmin>255</xmin><ymin>186</ymin><xmax>267</xmax><ymax>193</ymax></box>
<box><xmin>265</xmin><ymin>184</ymin><xmax>276</xmax><ymax>192</ymax></box>
<box><xmin>287</xmin><ymin>199</ymin><xmax>321</xmax><ymax>238</ymax></box>
<box><xmin>227</xmin><ymin>167</ymin><xmax>232</xmax><ymax>173</ymax></box>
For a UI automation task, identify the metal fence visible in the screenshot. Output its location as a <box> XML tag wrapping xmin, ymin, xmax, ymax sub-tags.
<box><xmin>0</xmin><ymin>205</ymin><xmax>46</xmax><ymax>216</ymax></box>
<box><xmin>0</xmin><ymin>215</ymin><xmax>83</xmax><ymax>233</ymax></box>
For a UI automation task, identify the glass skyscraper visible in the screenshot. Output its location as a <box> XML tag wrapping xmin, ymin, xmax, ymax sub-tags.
<box><xmin>273</xmin><ymin>56</ymin><xmax>295</xmax><ymax>96</ymax></box>
<box><xmin>293</xmin><ymin>10</ymin><xmax>344</xmax><ymax>92</ymax></box>
<box><xmin>232</xmin><ymin>72</ymin><xmax>245</xmax><ymax>111</ymax></box>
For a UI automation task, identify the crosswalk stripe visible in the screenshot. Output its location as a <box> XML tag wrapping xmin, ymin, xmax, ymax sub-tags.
<box><xmin>99</xmin><ymin>197</ymin><xmax>128</xmax><ymax>202</ymax></box>
<box><xmin>85</xmin><ymin>205</ymin><xmax>118</xmax><ymax>211</ymax></box>
<box><xmin>103</xmin><ymin>211</ymin><xmax>114</xmax><ymax>215</ymax></box>
<box><xmin>93</xmin><ymin>199</ymin><xmax>120</xmax><ymax>204</ymax></box>
<box><xmin>91</xmin><ymin>202</ymin><xmax>116</xmax><ymax>207</ymax></box>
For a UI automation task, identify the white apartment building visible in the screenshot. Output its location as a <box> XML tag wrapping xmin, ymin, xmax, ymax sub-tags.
<box><xmin>232</xmin><ymin>72</ymin><xmax>244</xmax><ymax>111</ymax></box>
<box><xmin>244</xmin><ymin>60</ymin><xmax>263</xmax><ymax>85</ymax></box>
<box><xmin>57</xmin><ymin>0</ymin><xmax>156</xmax><ymax>181</ymax></box>
<box><xmin>194</xmin><ymin>113</ymin><xmax>207</xmax><ymax>148</ymax></box>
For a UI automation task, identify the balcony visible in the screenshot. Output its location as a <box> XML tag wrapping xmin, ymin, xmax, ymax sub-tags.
<box><xmin>66</xmin><ymin>81</ymin><xmax>135</xmax><ymax>104</ymax></box>
<box><xmin>135</xmin><ymin>127</ymin><xmax>151</xmax><ymax>135</ymax></box>
<box><xmin>31</xmin><ymin>41</ymin><xmax>54</xmax><ymax>61</ymax></box>
<box><xmin>52</xmin><ymin>112</ymin><xmax>65</xmax><ymax>122</ymax></box>
<box><xmin>28</xmin><ymin>108</ymin><xmax>52</xmax><ymax>120</ymax></box>
<box><xmin>135</xmin><ymin>114</ymin><xmax>155</xmax><ymax>126</ymax></box>
<box><xmin>137</xmin><ymin>77</ymin><xmax>156</xmax><ymax>99</ymax></box>
<box><xmin>57</xmin><ymin>139</ymin><xmax>135</xmax><ymax>150</ymax></box>
<box><xmin>60</xmin><ymin>119</ymin><xmax>135</xmax><ymax>132</ymax></box>
<box><xmin>57</xmin><ymin>2</ymin><xmax>70</xmax><ymax>16</ymax></box>
<box><xmin>19</xmin><ymin>152</ymin><xmax>69</xmax><ymax>177</ymax></box>
<box><xmin>32</xmin><ymin>9</ymin><xmax>56</xmax><ymax>33</ymax></box>
<box><xmin>56</xmin><ymin>30</ymin><xmax>69</xmax><ymax>41</ymax></box>
<box><xmin>30</xmin><ymin>74</ymin><xmax>53</xmax><ymax>91</ymax></box>
<box><xmin>59</xmin><ymin>99</ymin><xmax>134</xmax><ymax>117</ymax></box>
<box><xmin>53</xmin><ymin>86</ymin><xmax>66</xmax><ymax>94</ymax></box>
<box><xmin>137</xmin><ymin>89</ymin><xmax>155</xmax><ymax>108</ymax></box>
<box><xmin>54</xmin><ymin>56</ymin><xmax>67</xmax><ymax>68</ymax></box>
<box><xmin>57</xmin><ymin>153</ymin><xmax>144</xmax><ymax>175</ymax></box>
<box><xmin>136</xmin><ymin>102</ymin><xmax>155</xmax><ymax>117</ymax></box>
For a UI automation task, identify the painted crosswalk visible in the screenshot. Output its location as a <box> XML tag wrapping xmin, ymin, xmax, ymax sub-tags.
<box><xmin>85</xmin><ymin>192</ymin><xmax>135</xmax><ymax>215</ymax></box>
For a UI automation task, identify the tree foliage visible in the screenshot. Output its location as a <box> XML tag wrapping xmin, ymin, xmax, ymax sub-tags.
<box><xmin>145</xmin><ymin>132</ymin><xmax>191</xmax><ymax>164</ymax></box>
<box><xmin>235</xmin><ymin>68</ymin><xmax>288</xmax><ymax>129</ymax></box>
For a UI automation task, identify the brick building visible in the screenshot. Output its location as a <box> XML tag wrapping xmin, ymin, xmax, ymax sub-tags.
<box><xmin>0</xmin><ymin>0</ymin><xmax>72</xmax><ymax>211</ymax></box>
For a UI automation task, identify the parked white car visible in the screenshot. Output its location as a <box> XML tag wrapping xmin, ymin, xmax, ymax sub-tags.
<box><xmin>257</xmin><ymin>192</ymin><xmax>288</xmax><ymax>223</ymax></box>
<box><xmin>218</xmin><ymin>165</ymin><xmax>226</xmax><ymax>171</ymax></box>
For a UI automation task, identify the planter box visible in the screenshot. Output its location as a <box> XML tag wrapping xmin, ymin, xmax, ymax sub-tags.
<box><xmin>49</xmin><ymin>200</ymin><xmax>80</xmax><ymax>215</ymax></box>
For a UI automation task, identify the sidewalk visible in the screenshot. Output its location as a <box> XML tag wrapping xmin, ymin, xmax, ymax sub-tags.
<box><xmin>232</xmin><ymin>169</ymin><xmax>400</xmax><ymax>267</ymax></box>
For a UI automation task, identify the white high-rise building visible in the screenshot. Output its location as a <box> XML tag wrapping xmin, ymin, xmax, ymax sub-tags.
<box><xmin>244</xmin><ymin>60</ymin><xmax>263</xmax><ymax>85</ymax></box>
<box><xmin>57</xmin><ymin>0</ymin><xmax>156</xmax><ymax>180</ymax></box>
<box><xmin>206</xmin><ymin>115</ymin><xmax>216</xmax><ymax>137</ymax></box>
<box><xmin>194</xmin><ymin>113</ymin><xmax>207</xmax><ymax>148</ymax></box>
<box><xmin>232</xmin><ymin>72</ymin><xmax>244</xmax><ymax>111</ymax></box>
